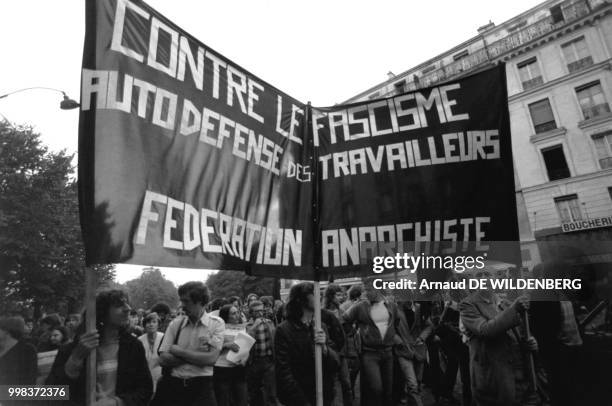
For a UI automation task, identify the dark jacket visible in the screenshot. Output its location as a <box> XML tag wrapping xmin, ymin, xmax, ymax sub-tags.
<box><xmin>459</xmin><ymin>292</ymin><xmax>524</xmax><ymax>406</ymax></box>
<box><xmin>46</xmin><ymin>332</ymin><xmax>153</xmax><ymax>406</ymax></box>
<box><xmin>0</xmin><ymin>340</ymin><xmax>37</xmax><ymax>385</ymax></box>
<box><xmin>395</xmin><ymin>303</ymin><xmax>433</xmax><ymax>360</ymax></box>
<box><xmin>275</xmin><ymin>316</ymin><xmax>340</xmax><ymax>406</ymax></box>
<box><xmin>342</xmin><ymin>300</ymin><xmax>403</xmax><ymax>350</ymax></box>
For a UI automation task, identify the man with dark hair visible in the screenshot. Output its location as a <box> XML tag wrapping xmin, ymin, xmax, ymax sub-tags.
<box><xmin>150</xmin><ymin>302</ymin><xmax>172</xmax><ymax>333</ymax></box>
<box><xmin>260</xmin><ymin>296</ymin><xmax>275</xmax><ymax>320</ymax></box>
<box><xmin>208</xmin><ymin>298</ymin><xmax>228</xmax><ymax>317</ymax></box>
<box><xmin>128</xmin><ymin>309</ymin><xmax>144</xmax><ymax>337</ymax></box>
<box><xmin>275</xmin><ymin>282</ymin><xmax>341</xmax><ymax>406</ymax></box>
<box><xmin>340</xmin><ymin>284</ymin><xmax>364</xmax><ymax>313</ymax></box>
<box><xmin>154</xmin><ymin>281</ymin><xmax>224</xmax><ymax>406</ymax></box>
<box><xmin>246</xmin><ymin>299</ymin><xmax>277</xmax><ymax>406</ymax></box>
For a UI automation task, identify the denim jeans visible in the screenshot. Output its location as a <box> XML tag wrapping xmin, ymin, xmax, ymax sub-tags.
<box><xmin>397</xmin><ymin>357</ymin><xmax>423</xmax><ymax>406</ymax></box>
<box><xmin>360</xmin><ymin>348</ymin><xmax>394</xmax><ymax>406</ymax></box>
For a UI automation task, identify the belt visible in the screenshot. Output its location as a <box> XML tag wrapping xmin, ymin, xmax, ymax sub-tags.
<box><xmin>361</xmin><ymin>345</ymin><xmax>393</xmax><ymax>352</ymax></box>
<box><xmin>167</xmin><ymin>375</ymin><xmax>210</xmax><ymax>387</ymax></box>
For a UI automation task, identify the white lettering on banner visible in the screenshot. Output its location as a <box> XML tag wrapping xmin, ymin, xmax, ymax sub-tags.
<box><xmin>318</xmin><ymin>130</ymin><xmax>500</xmax><ymax>179</ymax></box>
<box><xmin>109</xmin><ymin>0</ymin><xmax>272</xmax><ymax>129</ymax></box>
<box><xmin>321</xmin><ymin>217</ymin><xmax>490</xmax><ymax>267</ymax></box>
<box><xmin>135</xmin><ymin>190</ymin><xmax>303</xmax><ymax>266</ymax></box>
<box><xmin>81</xmin><ymin>69</ymin><xmax>285</xmax><ymax>177</ymax></box>
<box><xmin>312</xmin><ymin>84</ymin><xmax>470</xmax><ymax>146</ymax></box>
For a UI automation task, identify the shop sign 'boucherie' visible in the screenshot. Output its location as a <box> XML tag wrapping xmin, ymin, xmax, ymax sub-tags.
<box><xmin>562</xmin><ymin>216</ymin><xmax>612</xmax><ymax>233</ymax></box>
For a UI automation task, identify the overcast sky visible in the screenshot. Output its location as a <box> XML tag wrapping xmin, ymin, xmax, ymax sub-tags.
<box><xmin>1</xmin><ymin>0</ymin><xmax>542</xmax><ymax>285</ymax></box>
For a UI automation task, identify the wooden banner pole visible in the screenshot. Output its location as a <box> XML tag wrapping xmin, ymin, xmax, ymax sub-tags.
<box><xmin>85</xmin><ymin>267</ymin><xmax>97</xmax><ymax>406</ymax></box>
<box><xmin>306</xmin><ymin>101</ymin><xmax>323</xmax><ymax>406</ymax></box>
<box><xmin>314</xmin><ymin>281</ymin><xmax>323</xmax><ymax>406</ymax></box>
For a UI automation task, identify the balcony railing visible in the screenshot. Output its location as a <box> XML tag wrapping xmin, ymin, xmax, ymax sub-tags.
<box><xmin>583</xmin><ymin>103</ymin><xmax>611</xmax><ymax>119</ymax></box>
<box><xmin>411</xmin><ymin>0</ymin><xmax>592</xmax><ymax>90</ymax></box>
<box><xmin>568</xmin><ymin>55</ymin><xmax>595</xmax><ymax>72</ymax></box>
<box><xmin>535</xmin><ymin>121</ymin><xmax>558</xmax><ymax>134</ymax></box>
<box><xmin>522</xmin><ymin>76</ymin><xmax>544</xmax><ymax>90</ymax></box>
<box><xmin>599</xmin><ymin>156</ymin><xmax>612</xmax><ymax>169</ymax></box>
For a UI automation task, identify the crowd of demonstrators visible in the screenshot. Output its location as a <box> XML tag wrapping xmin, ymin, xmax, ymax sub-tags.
<box><xmin>3</xmin><ymin>264</ymin><xmax>608</xmax><ymax>406</ymax></box>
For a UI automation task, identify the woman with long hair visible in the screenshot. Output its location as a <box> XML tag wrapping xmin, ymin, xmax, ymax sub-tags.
<box><xmin>275</xmin><ymin>282</ymin><xmax>341</xmax><ymax>406</ymax></box>
<box><xmin>213</xmin><ymin>304</ymin><xmax>248</xmax><ymax>406</ymax></box>
<box><xmin>47</xmin><ymin>289</ymin><xmax>153</xmax><ymax>405</ymax></box>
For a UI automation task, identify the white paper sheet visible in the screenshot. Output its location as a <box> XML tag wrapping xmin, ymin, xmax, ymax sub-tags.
<box><xmin>226</xmin><ymin>331</ymin><xmax>255</xmax><ymax>365</ymax></box>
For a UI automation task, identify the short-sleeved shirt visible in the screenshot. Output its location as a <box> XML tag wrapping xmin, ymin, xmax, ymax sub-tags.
<box><xmin>158</xmin><ymin>312</ymin><xmax>225</xmax><ymax>378</ymax></box>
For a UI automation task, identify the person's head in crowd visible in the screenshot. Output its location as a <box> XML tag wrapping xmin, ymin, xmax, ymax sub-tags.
<box><xmin>49</xmin><ymin>326</ymin><xmax>69</xmax><ymax>347</ymax></box>
<box><xmin>348</xmin><ymin>284</ymin><xmax>364</xmax><ymax>302</ymax></box>
<box><xmin>246</xmin><ymin>293</ymin><xmax>259</xmax><ymax>307</ymax></box>
<box><xmin>177</xmin><ymin>281</ymin><xmax>210</xmax><ymax>321</ymax></box>
<box><xmin>0</xmin><ymin>316</ymin><xmax>25</xmax><ymax>344</ymax></box>
<box><xmin>228</xmin><ymin>296</ymin><xmax>242</xmax><ymax>309</ymax></box>
<box><xmin>150</xmin><ymin>302</ymin><xmax>171</xmax><ymax>321</ymax></box>
<box><xmin>142</xmin><ymin>312</ymin><xmax>160</xmax><ymax>336</ymax></box>
<box><xmin>209</xmin><ymin>297</ymin><xmax>227</xmax><ymax>312</ymax></box>
<box><xmin>260</xmin><ymin>296</ymin><xmax>274</xmax><ymax>318</ymax></box>
<box><xmin>219</xmin><ymin>304</ymin><xmax>241</xmax><ymax>325</ymax></box>
<box><xmin>136</xmin><ymin>308</ymin><xmax>145</xmax><ymax>318</ymax></box>
<box><xmin>78</xmin><ymin>289</ymin><xmax>132</xmax><ymax>339</ymax></box>
<box><xmin>23</xmin><ymin>318</ymin><xmax>34</xmax><ymax>337</ymax></box>
<box><xmin>65</xmin><ymin>313</ymin><xmax>81</xmax><ymax>330</ymax></box>
<box><xmin>249</xmin><ymin>300</ymin><xmax>265</xmax><ymax>320</ymax></box>
<box><xmin>285</xmin><ymin>282</ymin><xmax>315</xmax><ymax>322</ymax></box>
<box><xmin>40</xmin><ymin>314</ymin><xmax>61</xmax><ymax>333</ymax></box>
<box><xmin>128</xmin><ymin>309</ymin><xmax>140</xmax><ymax>327</ymax></box>
<box><xmin>363</xmin><ymin>276</ymin><xmax>384</xmax><ymax>303</ymax></box>
<box><xmin>324</xmin><ymin>283</ymin><xmax>343</xmax><ymax>310</ymax></box>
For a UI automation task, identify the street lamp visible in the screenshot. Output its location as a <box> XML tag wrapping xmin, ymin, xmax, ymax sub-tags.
<box><xmin>0</xmin><ymin>87</ymin><xmax>79</xmax><ymax>110</ymax></box>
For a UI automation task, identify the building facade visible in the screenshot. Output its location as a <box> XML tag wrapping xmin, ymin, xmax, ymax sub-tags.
<box><xmin>344</xmin><ymin>0</ymin><xmax>612</xmax><ymax>270</ymax></box>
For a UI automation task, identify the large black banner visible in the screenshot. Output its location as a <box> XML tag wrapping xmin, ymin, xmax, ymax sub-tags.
<box><xmin>79</xmin><ymin>0</ymin><xmax>518</xmax><ymax>280</ymax></box>
<box><xmin>79</xmin><ymin>0</ymin><xmax>314</xmax><ymax>278</ymax></box>
<box><xmin>314</xmin><ymin>66</ymin><xmax>519</xmax><ymax>279</ymax></box>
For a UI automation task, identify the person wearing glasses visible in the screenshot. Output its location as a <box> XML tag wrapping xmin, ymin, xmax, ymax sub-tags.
<box><xmin>459</xmin><ymin>268</ymin><xmax>538</xmax><ymax>406</ymax></box>
<box><xmin>246</xmin><ymin>300</ymin><xmax>277</xmax><ymax>406</ymax></box>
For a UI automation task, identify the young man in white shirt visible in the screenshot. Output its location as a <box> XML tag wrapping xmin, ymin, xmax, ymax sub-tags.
<box><xmin>154</xmin><ymin>281</ymin><xmax>225</xmax><ymax>406</ymax></box>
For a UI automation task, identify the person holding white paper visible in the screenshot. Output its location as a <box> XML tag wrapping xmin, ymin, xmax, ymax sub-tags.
<box><xmin>214</xmin><ymin>304</ymin><xmax>248</xmax><ymax>406</ymax></box>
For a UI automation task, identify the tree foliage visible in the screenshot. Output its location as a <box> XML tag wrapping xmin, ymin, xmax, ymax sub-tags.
<box><xmin>205</xmin><ymin>270</ymin><xmax>276</xmax><ymax>299</ymax></box>
<box><xmin>0</xmin><ymin>121</ymin><xmax>114</xmax><ymax>317</ymax></box>
<box><xmin>123</xmin><ymin>267</ymin><xmax>179</xmax><ymax>310</ymax></box>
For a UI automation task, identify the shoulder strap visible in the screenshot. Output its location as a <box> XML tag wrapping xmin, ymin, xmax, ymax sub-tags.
<box><xmin>157</xmin><ymin>316</ymin><xmax>186</xmax><ymax>354</ymax></box>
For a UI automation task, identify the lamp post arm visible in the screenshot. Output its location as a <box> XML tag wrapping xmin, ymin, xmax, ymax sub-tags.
<box><xmin>0</xmin><ymin>87</ymin><xmax>70</xmax><ymax>99</ymax></box>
